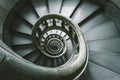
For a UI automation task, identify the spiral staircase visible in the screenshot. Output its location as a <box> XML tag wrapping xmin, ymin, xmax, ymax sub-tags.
<box><xmin>0</xmin><ymin>0</ymin><xmax>120</xmax><ymax>80</ymax></box>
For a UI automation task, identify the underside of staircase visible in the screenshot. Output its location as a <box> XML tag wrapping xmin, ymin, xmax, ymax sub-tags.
<box><xmin>0</xmin><ymin>0</ymin><xmax>120</xmax><ymax>80</ymax></box>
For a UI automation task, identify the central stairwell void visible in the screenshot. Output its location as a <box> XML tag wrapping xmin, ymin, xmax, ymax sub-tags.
<box><xmin>1</xmin><ymin>0</ymin><xmax>120</xmax><ymax>80</ymax></box>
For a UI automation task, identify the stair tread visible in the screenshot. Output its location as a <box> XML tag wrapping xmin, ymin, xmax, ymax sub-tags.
<box><xmin>88</xmin><ymin>38</ymin><xmax>120</xmax><ymax>53</ymax></box>
<box><xmin>31</xmin><ymin>0</ymin><xmax>48</xmax><ymax>17</ymax></box>
<box><xmin>72</xmin><ymin>1</ymin><xmax>100</xmax><ymax>24</ymax></box>
<box><xmin>35</xmin><ymin>54</ymin><xmax>46</xmax><ymax>66</ymax></box>
<box><xmin>85</xmin><ymin>20</ymin><xmax>119</xmax><ymax>41</ymax></box>
<box><xmin>61</xmin><ymin>0</ymin><xmax>81</xmax><ymax>17</ymax></box>
<box><xmin>12</xmin><ymin>34</ymin><xmax>32</xmax><ymax>45</ymax></box>
<box><xmin>19</xmin><ymin>3</ymin><xmax>38</xmax><ymax>25</ymax></box>
<box><xmin>24</xmin><ymin>50</ymin><xmax>40</xmax><ymax>62</ymax></box>
<box><xmin>81</xmin><ymin>13</ymin><xmax>109</xmax><ymax>33</ymax></box>
<box><xmin>48</xmin><ymin>0</ymin><xmax>63</xmax><ymax>14</ymax></box>
<box><xmin>12</xmin><ymin>18</ymin><xmax>32</xmax><ymax>35</ymax></box>
<box><xmin>45</xmin><ymin>58</ymin><xmax>53</xmax><ymax>67</ymax></box>
<box><xmin>88</xmin><ymin>62</ymin><xmax>120</xmax><ymax>80</ymax></box>
<box><xmin>13</xmin><ymin>44</ymin><xmax>35</xmax><ymax>57</ymax></box>
<box><xmin>89</xmin><ymin>50</ymin><xmax>120</xmax><ymax>74</ymax></box>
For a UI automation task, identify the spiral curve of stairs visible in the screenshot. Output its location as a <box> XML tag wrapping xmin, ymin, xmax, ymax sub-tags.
<box><xmin>0</xmin><ymin>0</ymin><xmax>120</xmax><ymax>80</ymax></box>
